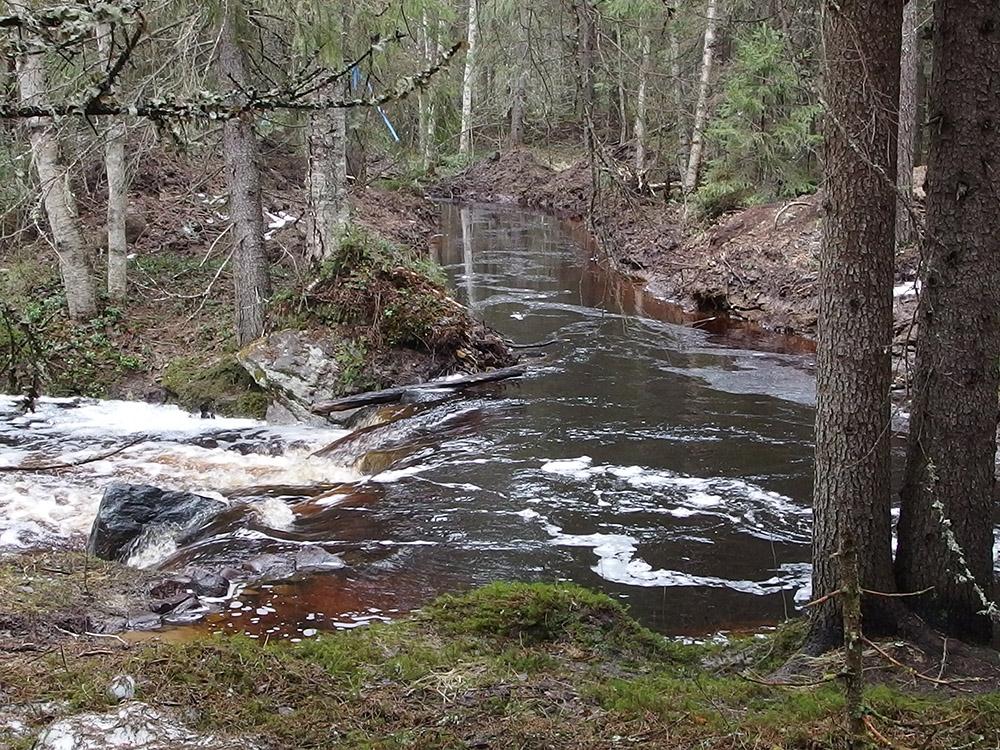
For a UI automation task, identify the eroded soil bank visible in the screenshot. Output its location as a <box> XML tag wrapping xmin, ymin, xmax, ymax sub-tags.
<box><xmin>437</xmin><ymin>148</ymin><xmax>921</xmax><ymax>382</ymax></box>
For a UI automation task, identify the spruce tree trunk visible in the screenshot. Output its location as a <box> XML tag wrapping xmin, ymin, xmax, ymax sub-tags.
<box><xmin>216</xmin><ymin>5</ymin><xmax>270</xmax><ymax>346</ymax></box>
<box><xmin>16</xmin><ymin>52</ymin><xmax>97</xmax><ymax>320</ymax></box>
<box><xmin>96</xmin><ymin>22</ymin><xmax>128</xmax><ymax>301</ymax></box>
<box><xmin>683</xmin><ymin>0</ymin><xmax>719</xmax><ymax>194</ymax></box>
<box><xmin>616</xmin><ymin>25</ymin><xmax>628</xmax><ymax>147</ymax></box>
<box><xmin>634</xmin><ymin>30</ymin><xmax>651</xmax><ymax>177</ymax></box>
<box><xmin>895</xmin><ymin>0</ymin><xmax>1000</xmax><ymax>644</ymax></box>
<box><xmin>306</xmin><ymin>107</ymin><xmax>349</xmax><ymax>262</ymax></box>
<box><xmin>459</xmin><ymin>0</ymin><xmax>478</xmax><ymax>157</ymax></box>
<box><xmin>895</xmin><ymin>0</ymin><xmax>919</xmax><ymax>249</ymax></box>
<box><xmin>809</xmin><ymin>0</ymin><xmax>903</xmax><ymax>651</ymax></box>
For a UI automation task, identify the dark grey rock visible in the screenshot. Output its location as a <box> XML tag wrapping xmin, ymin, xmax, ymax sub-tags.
<box><xmin>87</xmin><ymin>483</ymin><xmax>226</xmax><ymax>562</ymax></box>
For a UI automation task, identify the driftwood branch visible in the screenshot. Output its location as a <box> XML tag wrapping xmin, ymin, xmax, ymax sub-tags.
<box><xmin>311</xmin><ymin>365</ymin><xmax>527</xmax><ymax>415</ymax></box>
<box><xmin>0</xmin><ymin>437</ymin><xmax>145</xmax><ymax>473</ymax></box>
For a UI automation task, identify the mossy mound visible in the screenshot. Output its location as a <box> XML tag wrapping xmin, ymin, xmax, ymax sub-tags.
<box><xmin>423</xmin><ymin>582</ymin><xmax>682</xmax><ymax>662</ymax></box>
<box><xmin>270</xmin><ymin>225</ymin><xmax>514</xmax><ymax>395</ymax></box>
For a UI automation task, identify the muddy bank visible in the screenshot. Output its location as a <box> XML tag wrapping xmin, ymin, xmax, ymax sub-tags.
<box><xmin>436</xmin><ymin>148</ymin><xmax>921</xmax><ymax>355</ymax></box>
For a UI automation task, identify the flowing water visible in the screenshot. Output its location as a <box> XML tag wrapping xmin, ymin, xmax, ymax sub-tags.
<box><xmin>1</xmin><ymin>204</ymin><xmax>831</xmax><ymax>639</ymax></box>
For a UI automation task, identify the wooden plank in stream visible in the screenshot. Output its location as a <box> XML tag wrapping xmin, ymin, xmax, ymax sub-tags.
<box><xmin>311</xmin><ymin>365</ymin><xmax>528</xmax><ymax>415</ymax></box>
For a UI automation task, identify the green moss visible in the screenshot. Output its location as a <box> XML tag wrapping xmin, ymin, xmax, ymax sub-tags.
<box><xmin>161</xmin><ymin>354</ymin><xmax>267</xmax><ymax>418</ymax></box>
<box><xmin>4</xmin><ymin>581</ymin><xmax>998</xmax><ymax>750</ymax></box>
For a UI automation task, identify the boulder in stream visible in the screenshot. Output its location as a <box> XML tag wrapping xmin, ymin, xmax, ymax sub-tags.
<box><xmin>88</xmin><ymin>484</ymin><xmax>226</xmax><ymax>563</ymax></box>
<box><xmin>237</xmin><ymin>329</ymin><xmax>355</xmax><ymax>424</ymax></box>
<box><xmin>34</xmin><ymin>702</ymin><xmax>257</xmax><ymax>750</ymax></box>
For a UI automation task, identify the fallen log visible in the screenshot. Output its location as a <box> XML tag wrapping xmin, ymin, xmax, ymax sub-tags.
<box><xmin>311</xmin><ymin>365</ymin><xmax>527</xmax><ymax>415</ymax></box>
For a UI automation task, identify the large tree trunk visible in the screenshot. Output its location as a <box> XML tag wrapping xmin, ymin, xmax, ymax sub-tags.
<box><xmin>895</xmin><ymin>0</ymin><xmax>1000</xmax><ymax>644</ymax></box>
<box><xmin>808</xmin><ymin>0</ymin><xmax>903</xmax><ymax>651</ymax></box>
<box><xmin>306</xmin><ymin>107</ymin><xmax>349</xmax><ymax>262</ymax></box>
<box><xmin>634</xmin><ymin>29</ymin><xmax>651</xmax><ymax>177</ymax></box>
<box><xmin>458</xmin><ymin>0</ymin><xmax>479</xmax><ymax>157</ymax></box>
<box><xmin>16</xmin><ymin>52</ymin><xmax>97</xmax><ymax>320</ymax></box>
<box><xmin>683</xmin><ymin>0</ymin><xmax>719</xmax><ymax>194</ymax></box>
<box><xmin>423</xmin><ymin>19</ymin><xmax>445</xmax><ymax>171</ymax></box>
<box><xmin>895</xmin><ymin>0</ymin><xmax>919</xmax><ymax>249</ymax></box>
<box><xmin>216</xmin><ymin>4</ymin><xmax>270</xmax><ymax>346</ymax></box>
<box><xmin>96</xmin><ymin>22</ymin><xmax>128</xmax><ymax>301</ymax></box>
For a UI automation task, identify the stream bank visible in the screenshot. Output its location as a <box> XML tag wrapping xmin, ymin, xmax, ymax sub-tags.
<box><xmin>1</xmin><ymin>146</ymin><xmax>514</xmax><ymax>420</ymax></box>
<box><xmin>436</xmin><ymin>148</ymin><xmax>922</xmax><ymax>384</ymax></box>
<box><xmin>3</xmin><ymin>579</ymin><xmax>999</xmax><ymax>750</ymax></box>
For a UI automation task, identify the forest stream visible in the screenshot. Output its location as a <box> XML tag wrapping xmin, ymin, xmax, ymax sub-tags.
<box><xmin>1</xmin><ymin>204</ymin><xmax>834</xmax><ymax>641</ymax></box>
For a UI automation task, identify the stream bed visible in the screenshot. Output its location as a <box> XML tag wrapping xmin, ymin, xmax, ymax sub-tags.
<box><xmin>1</xmin><ymin>204</ymin><xmax>826</xmax><ymax>639</ymax></box>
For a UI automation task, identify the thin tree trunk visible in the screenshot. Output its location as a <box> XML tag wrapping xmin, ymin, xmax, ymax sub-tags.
<box><xmin>417</xmin><ymin>11</ymin><xmax>431</xmax><ymax>159</ymax></box>
<box><xmin>508</xmin><ymin>5</ymin><xmax>529</xmax><ymax>147</ymax></box>
<box><xmin>808</xmin><ymin>0</ymin><xmax>903</xmax><ymax>651</ymax></box>
<box><xmin>577</xmin><ymin>0</ymin><xmax>597</xmax><ymax>152</ymax></box>
<box><xmin>634</xmin><ymin>30</ymin><xmax>651</xmax><ymax>177</ymax></box>
<box><xmin>96</xmin><ymin>22</ymin><xmax>128</xmax><ymax>300</ymax></box>
<box><xmin>616</xmin><ymin>25</ymin><xmax>628</xmax><ymax>147</ymax></box>
<box><xmin>670</xmin><ymin>22</ymin><xmax>689</xmax><ymax>179</ymax></box>
<box><xmin>459</xmin><ymin>0</ymin><xmax>478</xmax><ymax>157</ymax></box>
<box><xmin>895</xmin><ymin>0</ymin><xmax>919</xmax><ymax>249</ymax></box>
<box><xmin>895</xmin><ymin>0</ymin><xmax>1000</xmax><ymax>644</ymax></box>
<box><xmin>683</xmin><ymin>0</ymin><xmax>719</xmax><ymax>194</ymax></box>
<box><xmin>216</xmin><ymin>4</ymin><xmax>270</xmax><ymax>346</ymax></box>
<box><xmin>16</xmin><ymin>52</ymin><xmax>97</xmax><ymax>320</ymax></box>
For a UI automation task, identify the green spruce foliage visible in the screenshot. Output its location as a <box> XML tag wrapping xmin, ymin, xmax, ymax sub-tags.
<box><xmin>696</xmin><ymin>23</ymin><xmax>821</xmax><ymax>217</ymax></box>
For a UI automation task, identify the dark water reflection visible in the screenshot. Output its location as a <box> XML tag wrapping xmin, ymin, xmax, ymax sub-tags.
<box><xmin>151</xmin><ymin>203</ymin><xmax>822</xmax><ymax>638</ymax></box>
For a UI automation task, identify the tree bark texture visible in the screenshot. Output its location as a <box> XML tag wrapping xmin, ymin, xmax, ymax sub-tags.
<box><xmin>635</xmin><ymin>30</ymin><xmax>651</xmax><ymax>176</ymax></box>
<box><xmin>895</xmin><ymin>0</ymin><xmax>1000</xmax><ymax>644</ymax></box>
<box><xmin>683</xmin><ymin>0</ymin><xmax>719</xmax><ymax>194</ymax></box>
<box><xmin>217</xmin><ymin>4</ymin><xmax>270</xmax><ymax>346</ymax></box>
<box><xmin>459</xmin><ymin>0</ymin><xmax>478</xmax><ymax>157</ymax></box>
<box><xmin>16</xmin><ymin>52</ymin><xmax>97</xmax><ymax>320</ymax></box>
<box><xmin>508</xmin><ymin>5</ymin><xmax>530</xmax><ymax>147</ymax></box>
<box><xmin>576</xmin><ymin>0</ymin><xmax>597</xmax><ymax>152</ymax></box>
<box><xmin>96</xmin><ymin>22</ymin><xmax>128</xmax><ymax>300</ymax></box>
<box><xmin>895</xmin><ymin>0</ymin><xmax>919</xmax><ymax>248</ymax></box>
<box><xmin>809</xmin><ymin>0</ymin><xmax>903</xmax><ymax>650</ymax></box>
<box><xmin>306</xmin><ymin>106</ymin><xmax>349</xmax><ymax>262</ymax></box>
<box><xmin>670</xmin><ymin>21</ymin><xmax>689</xmax><ymax>180</ymax></box>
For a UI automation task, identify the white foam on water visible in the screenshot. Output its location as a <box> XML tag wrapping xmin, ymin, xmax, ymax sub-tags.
<box><xmin>546</xmin><ymin>523</ymin><xmax>811</xmax><ymax>596</ymax></box>
<box><xmin>0</xmin><ymin>396</ymin><xmax>359</xmax><ymax>551</ymax></box>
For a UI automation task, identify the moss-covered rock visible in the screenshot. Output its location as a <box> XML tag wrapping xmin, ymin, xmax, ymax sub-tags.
<box><xmin>161</xmin><ymin>355</ymin><xmax>267</xmax><ymax>418</ymax></box>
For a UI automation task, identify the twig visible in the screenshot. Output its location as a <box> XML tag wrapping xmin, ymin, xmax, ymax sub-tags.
<box><xmin>862</xmin><ymin>637</ymin><xmax>976</xmax><ymax>690</ymax></box>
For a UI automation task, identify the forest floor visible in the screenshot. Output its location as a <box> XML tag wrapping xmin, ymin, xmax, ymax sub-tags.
<box><xmin>2</xmin><ymin>554</ymin><xmax>999</xmax><ymax>750</ymax></box>
<box><xmin>0</xmin><ymin>141</ymin><xmax>511</xmax><ymax>418</ymax></box>
<box><xmin>436</xmin><ymin>147</ymin><xmax>922</xmax><ymax>392</ymax></box>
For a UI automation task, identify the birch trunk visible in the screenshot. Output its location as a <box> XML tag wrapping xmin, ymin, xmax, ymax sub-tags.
<box><xmin>216</xmin><ymin>5</ymin><xmax>270</xmax><ymax>346</ymax></box>
<box><xmin>683</xmin><ymin>0</ymin><xmax>719</xmax><ymax>194</ymax></box>
<box><xmin>96</xmin><ymin>22</ymin><xmax>128</xmax><ymax>300</ymax></box>
<box><xmin>895</xmin><ymin>0</ymin><xmax>919</xmax><ymax>248</ymax></box>
<box><xmin>306</xmin><ymin>107</ymin><xmax>349</xmax><ymax>262</ymax></box>
<box><xmin>459</xmin><ymin>0</ymin><xmax>479</xmax><ymax>157</ymax></box>
<box><xmin>417</xmin><ymin>12</ymin><xmax>431</xmax><ymax>158</ymax></box>
<box><xmin>634</xmin><ymin>30</ymin><xmax>652</xmax><ymax>177</ymax></box>
<box><xmin>670</xmin><ymin>23</ymin><xmax>689</xmax><ymax>179</ymax></box>
<box><xmin>16</xmin><ymin>53</ymin><xmax>97</xmax><ymax>320</ymax></box>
